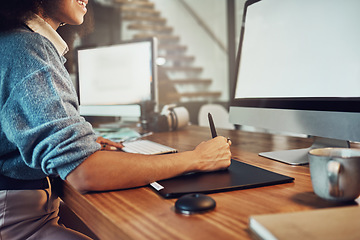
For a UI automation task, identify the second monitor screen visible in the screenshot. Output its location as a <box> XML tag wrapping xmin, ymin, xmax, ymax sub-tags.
<box><xmin>78</xmin><ymin>41</ymin><xmax>153</xmax><ymax>106</ymax></box>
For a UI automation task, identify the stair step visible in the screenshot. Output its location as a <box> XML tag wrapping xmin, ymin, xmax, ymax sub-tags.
<box><xmin>115</xmin><ymin>0</ymin><xmax>155</xmax><ymax>8</ymax></box>
<box><xmin>179</xmin><ymin>92</ymin><xmax>222</xmax><ymax>98</ymax></box>
<box><xmin>158</xmin><ymin>44</ymin><xmax>187</xmax><ymax>52</ymax></box>
<box><xmin>128</xmin><ymin>24</ymin><xmax>173</xmax><ymax>33</ymax></box>
<box><xmin>122</xmin><ymin>16</ymin><xmax>167</xmax><ymax>25</ymax></box>
<box><xmin>170</xmin><ymin>79</ymin><xmax>212</xmax><ymax>85</ymax></box>
<box><xmin>133</xmin><ymin>34</ymin><xmax>180</xmax><ymax>43</ymax></box>
<box><xmin>158</xmin><ymin>55</ymin><xmax>195</xmax><ymax>62</ymax></box>
<box><xmin>159</xmin><ymin>79</ymin><xmax>212</xmax><ymax>85</ymax></box>
<box><xmin>162</xmin><ymin>66</ymin><xmax>203</xmax><ymax>72</ymax></box>
<box><xmin>160</xmin><ymin>92</ymin><xmax>181</xmax><ymax>102</ymax></box>
<box><xmin>120</xmin><ymin>7</ymin><xmax>160</xmax><ymax>16</ymax></box>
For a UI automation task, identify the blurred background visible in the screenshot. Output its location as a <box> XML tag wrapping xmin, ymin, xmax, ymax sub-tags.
<box><xmin>58</xmin><ymin>0</ymin><xmax>247</xmax><ymax>127</ymax></box>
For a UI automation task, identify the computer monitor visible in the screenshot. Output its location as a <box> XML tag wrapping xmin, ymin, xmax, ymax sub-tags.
<box><xmin>76</xmin><ymin>38</ymin><xmax>157</xmax><ymax>121</ymax></box>
<box><xmin>229</xmin><ymin>0</ymin><xmax>360</xmax><ymax>165</ymax></box>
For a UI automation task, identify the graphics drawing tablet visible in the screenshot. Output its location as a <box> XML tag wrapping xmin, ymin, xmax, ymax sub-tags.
<box><xmin>150</xmin><ymin>159</ymin><xmax>294</xmax><ymax>199</ymax></box>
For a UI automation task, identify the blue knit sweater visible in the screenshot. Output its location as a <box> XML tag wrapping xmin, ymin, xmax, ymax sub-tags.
<box><xmin>0</xmin><ymin>27</ymin><xmax>101</xmax><ymax>180</ymax></box>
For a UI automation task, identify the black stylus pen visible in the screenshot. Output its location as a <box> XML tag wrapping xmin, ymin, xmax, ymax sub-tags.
<box><xmin>208</xmin><ymin>112</ymin><xmax>217</xmax><ymax>138</ymax></box>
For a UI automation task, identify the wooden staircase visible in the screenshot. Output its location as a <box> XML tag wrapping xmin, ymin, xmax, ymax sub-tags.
<box><xmin>114</xmin><ymin>0</ymin><xmax>222</xmax><ymax>104</ymax></box>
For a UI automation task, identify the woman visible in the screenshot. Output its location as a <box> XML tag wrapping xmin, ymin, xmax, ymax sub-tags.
<box><xmin>0</xmin><ymin>0</ymin><xmax>232</xmax><ymax>239</ymax></box>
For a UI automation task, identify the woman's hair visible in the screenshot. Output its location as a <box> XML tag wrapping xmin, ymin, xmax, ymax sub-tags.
<box><xmin>0</xmin><ymin>0</ymin><xmax>94</xmax><ymax>72</ymax></box>
<box><xmin>0</xmin><ymin>0</ymin><xmax>94</xmax><ymax>34</ymax></box>
<box><xmin>0</xmin><ymin>0</ymin><xmax>43</xmax><ymax>31</ymax></box>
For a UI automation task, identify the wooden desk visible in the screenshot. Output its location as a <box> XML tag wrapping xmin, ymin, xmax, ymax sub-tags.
<box><xmin>56</xmin><ymin>125</ymin><xmax>359</xmax><ymax>240</ymax></box>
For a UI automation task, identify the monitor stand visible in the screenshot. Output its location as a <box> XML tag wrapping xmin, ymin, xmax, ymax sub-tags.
<box><xmin>259</xmin><ymin>137</ymin><xmax>350</xmax><ymax>165</ymax></box>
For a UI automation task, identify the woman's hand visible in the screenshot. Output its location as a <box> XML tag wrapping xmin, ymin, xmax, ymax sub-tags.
<box><xmin>192</xmin><ymin>136</ymin><xmax>232</xmax><ymax>172</ymax></box>
<box><xmin>96</xmin><ymin>136</ymin><xmax>124</xmax><ymax>151</ymax></box>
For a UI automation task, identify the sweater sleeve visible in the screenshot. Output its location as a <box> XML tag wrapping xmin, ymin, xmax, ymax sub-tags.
<box><xmin>1</xmin><ymin>61</ymin><xmax>101</xmax><ymax>180</ymax></box>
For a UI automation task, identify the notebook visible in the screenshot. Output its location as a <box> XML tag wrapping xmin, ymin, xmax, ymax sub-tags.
<box><xmin>249</xmin><ymin>205</ymin><xmax>360</xmax><ymax>240</ymax></box>
<box><xmin>150</xmin><ymin>159</ymin><xmax>294</xmax><ymax>198</ymax></box>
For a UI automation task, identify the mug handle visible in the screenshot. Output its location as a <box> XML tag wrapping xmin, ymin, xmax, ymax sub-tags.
<box><xmin>327</xmin><ymin>160</ymin><xmax>343</xmax><ymax>197</ymax></box>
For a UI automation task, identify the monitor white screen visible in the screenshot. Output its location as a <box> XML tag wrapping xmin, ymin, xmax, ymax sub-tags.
<box><xmin>235</xmin><ymin>0</ymin><xmax>360</xmax><ymax>99</ymax></box>
<box><xmin>76</xmin><ymin>39</ymin><xmax>157</xmax><ymax>118</ymax></box>
<box><xmin>229</xmin><ymin>0</ymin><xmax>360</xmax><ymax>165</ymax></box>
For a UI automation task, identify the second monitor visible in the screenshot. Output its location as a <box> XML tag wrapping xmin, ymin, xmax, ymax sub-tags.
<box><xmin>229</xmin><ymin>0</ymin><xmax>360</xmax><ymax>165</ymax></box>
<box><xmin>76</xmin><ymin>38</ymin><xmax>157</xmax><ymax>121</ymax></box>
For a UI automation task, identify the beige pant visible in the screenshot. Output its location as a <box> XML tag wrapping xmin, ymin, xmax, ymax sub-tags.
<box><xmin>0</xmin><ymin>183</ymin><xmax>92</xmax><ymax>240</ymax></box>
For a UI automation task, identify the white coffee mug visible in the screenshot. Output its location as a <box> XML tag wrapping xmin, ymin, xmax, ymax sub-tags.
<box><xmin>308</xmin><ymin>148</ymin><xmax>360</xmax><ymax>202</ymax></box>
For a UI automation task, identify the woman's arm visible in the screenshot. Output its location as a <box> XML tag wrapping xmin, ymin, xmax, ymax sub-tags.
<box><xmin>66</xmin><ymin>136</ymin><xmax>231</xmax><ymax>193</ymax></box>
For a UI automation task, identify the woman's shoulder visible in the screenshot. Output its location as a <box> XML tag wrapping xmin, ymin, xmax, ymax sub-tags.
<box><xmin>0</xmin><ymin>27</ymin><xmax>64</xmax><ymax>74</ymax></box>
<box><xmin>0</xmin><ymin>27</ymin><xmax>59</xmax><ymax>59</ymax></box>
<box><xmin>0</xmin><ymin>27</ymin><xmax>67</xmax><ymax>89</ymax></box>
